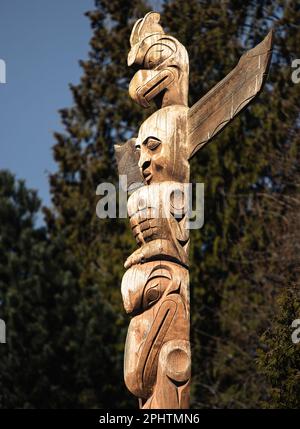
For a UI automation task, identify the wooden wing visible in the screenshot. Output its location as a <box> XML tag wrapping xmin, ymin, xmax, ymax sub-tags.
<box><xmin>188</xmin><ymin>29</ymin><xmax>274</xmax><ymax>159</ymax></box>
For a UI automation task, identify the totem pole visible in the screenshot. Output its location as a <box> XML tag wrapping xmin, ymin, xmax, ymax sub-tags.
<box><xmin>114</xmin><ymin>12</ymin><xmax>273</xmax><ymax>409</ymax></box>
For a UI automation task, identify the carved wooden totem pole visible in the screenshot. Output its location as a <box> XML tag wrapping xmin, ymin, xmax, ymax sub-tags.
<box><xmin>114</xmin><ymin>12</ymin><xmax>273</xmax><ymax>409</ymax></box>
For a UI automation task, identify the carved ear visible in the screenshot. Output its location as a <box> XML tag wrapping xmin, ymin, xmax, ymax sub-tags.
<box><xmin>139</xmin><ymin>12</ymin><xmax>163</xmax><ymax>39</ymax></box>
<box><xmin>114</xmin><ymin>138</ymin><xmax>143</xmax><ymax>191</ymax></box>
<box><xmin>130</xmin><ymin>18</ymin><xmax>143</xmax><ymax>47</ymax></box>
<box><xmin>130</xmin><ymin>12</ymin><xmax>164</xmax><ymax>48</ymax></box>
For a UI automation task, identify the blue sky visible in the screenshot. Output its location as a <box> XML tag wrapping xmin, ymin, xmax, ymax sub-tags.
<box><xmin>0</xmin><ymin>0</ymin><xmax>94</xmax><ymax>207</ymax></box>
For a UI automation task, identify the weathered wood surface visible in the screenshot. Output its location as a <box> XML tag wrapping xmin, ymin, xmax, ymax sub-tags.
<box><xmin>122</xmin><ymin>261</ymin><xmax>190</xmax><ymax>409</ymax></box>
<box><xmin>128</xmin><ymin>11</ymin><xmax>189</xmax><ymax>109</ymax></box>
<box><xmin>113</xmin><ymin>10</ymin><xmax>273</xmax><ymax>409</ymax></box>
<box><xmin>188</xmin><ymin>30</ymin><xmax>273</xmax><ymax>158</ymax></box>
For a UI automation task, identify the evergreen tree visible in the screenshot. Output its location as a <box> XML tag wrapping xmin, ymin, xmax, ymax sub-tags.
<box><xmin>162</xmin><ymin>0</ymin><xmax>300</xmax><ymax>407</ymax></box>
<box><xmin>44</xmin><ymin>0</ymin><xmax>300</xmax><ymax>408</ymax></box>
<box><xmin>0</xmin><ymin>170</ymin><xmax>61</xmax><ymax>407</ymax></box>
<box><xmin>0</xmin><ymin>169</ymin><xmax>121</xmax><ymax>408</ymax></box>
<box><xmin>256</xmin><ymin>142</ymin><xmax>300</xmax><ymax>408</ymax></box>
<box><xmin>1</xmin><ymin>0</ymin><xmax>299</xmax><ymax>409</ymax></box>
<box><xmin>46</xmin><ymin>0</ymin><xmax>150</xmax><ymax>408</ymax></box>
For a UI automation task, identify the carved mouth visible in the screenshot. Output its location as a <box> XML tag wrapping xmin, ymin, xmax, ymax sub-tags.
<box><xmin>143</xmin><ymin>74</ymin><xmax>169</xmax><ymax>99</ymax></box>
<box><xmin>143</xmin><ymin>169</ymin><xmax>152</xmax><ymax>184</ymax></box>
<box><xmin>132</xmin><ymin>69</ymin><xmax>175</xmax><ymax>108</ymax></box>
<box><xmin>141</xmin><ymin>69</ymin><xmax>174</xmax><ymax>104</ymax></box>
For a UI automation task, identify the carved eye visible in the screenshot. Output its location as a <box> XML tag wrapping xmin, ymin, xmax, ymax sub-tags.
<box><xmin>143</xmin><ymin>282</ymin><xmax>161</xmax><ymax>309</ymax></box>
<box><xmin>146</xmin><ymin>137</ymin><xmax>161</xmax><ymax>151</ymax></box>
<box><xmin>144</xmin><ymin>43</ymin><xmax>174</xmax><ymax>69</ymax></box>
<box><xmin>146</xmin><ymin>288</ymin><xmax>159</xmax><ymax>303</ymax></box>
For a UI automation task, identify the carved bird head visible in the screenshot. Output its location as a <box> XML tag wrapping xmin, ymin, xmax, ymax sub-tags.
<box><xmin>128</xmin><ymin>12</ymin><xmax>189</xmax><ymax>109</ymax></box>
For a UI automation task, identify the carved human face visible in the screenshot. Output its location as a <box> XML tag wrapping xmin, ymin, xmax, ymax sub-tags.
<box><xmin>136</xmin><ymin>106</ymin><xmax>189</xmax><ymax>184</ymax></box>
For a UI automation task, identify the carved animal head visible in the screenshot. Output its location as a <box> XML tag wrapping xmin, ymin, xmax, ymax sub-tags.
<box><xmin>128</xmin><ymin>12</ymin><xmax>189</xmax><ymax>109</ymax></box>
<box><xmin>121</xmin><ymin>260</ymin><xmax>188</xmax><ymax>314</ymax></box>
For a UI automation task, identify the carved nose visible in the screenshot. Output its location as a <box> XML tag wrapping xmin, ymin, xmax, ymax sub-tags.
<box><xmin>138</xmin><ymin>152</ymin><xmax>150</xmax><ymax>168</ymax></box>
<box><xmin>141</xmin><ymin>160</ymin><xmax>151</xmax><ymax>172</ymax></box>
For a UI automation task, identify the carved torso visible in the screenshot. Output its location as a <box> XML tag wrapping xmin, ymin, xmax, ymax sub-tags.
<box><xmin>126</xmin><ymin>182</ymin><xmax>190</xmax><ymax>268</ymax></box>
